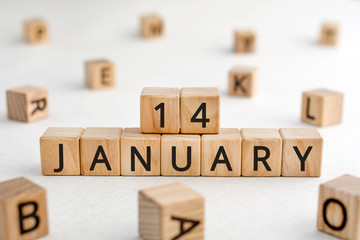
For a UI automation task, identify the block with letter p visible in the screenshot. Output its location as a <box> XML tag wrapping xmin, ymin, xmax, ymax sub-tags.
<box><xmin>139</xmin><ymin>182</ymin><xmax>204</xmax><ymax>240</ymax></box>
<box><xmin>0</xmin><ymin>177</ymin><xmax>48</xmax><ymax>240</ymax></box>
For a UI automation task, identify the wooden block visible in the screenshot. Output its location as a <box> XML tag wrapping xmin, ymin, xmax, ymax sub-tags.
<box><xmin>180</xmin><ymin>88</ymin><xmax>220</xmax><ymax>134</ymax></box>
<box><xmin>139</xmin><ymin>182</ymin><xmax>204</xmax><ymax>240</ymax></box>
<box><xmin>161</xmin><ymin>134</ymin><xmax>200</xmax><ymax>176</ymax></box>
<box><xmin>40</xmin><ymin>127</ymin><xmax>84</xmax><ymax>176</ymax></box>
<box><xmin>121</xmin><ymin>128</ymin><xmax>161</xmax><ymax>176</ymax></box>
<box><xmin>319</xmin><ymin>23</ymin><xmax>339</xmax><ymax>46</ymax></box>
<box><xmin>23</xmin><ymin>19</ymin><xmax>49</xmax><ymax>44</ymax></box>
<box><xmin>279</xmin><ymin>128</ymin><xmax>323</xmax><ymax>177</ymax></box>
<box><xmin>6</xmin><ymin>85</ymin><xmax>48</xmax><ymax>122</ymax></box>
<box><xmin>228</xmin><ymin>66</ymin><xmax>258</xmax><ymax>97</ymax></box>
<box><xmin>301</xmin><ymin>88</ymin><xmax>344</xmax><ymax>127</ymax></box>
<box><xmin>201</xmin><ymin>128</ymin><xmax>242</xmax><ymax>176</ymax></box>
<box><xmin>141</xmin><ymin>15</ymin><xmax>163</xmax><ymax>38</ymax></box>
<box><xmin>234</xmin><ymin>30</ymin><xmax>255</xmax><ymax>53</ymax></box>
<box><xmin>241</xmin><ymin>128</ymin><xmax>282</xmax><ymax>177</ymax></box>
<box><xmin>80</xmin><ymin>127</ymin><xmax>122</xmax><ymax>176</ymax></box>
<box><xmin>140</xmin><ymin>88</ymin><xmax>180</xmax><ymax>133</ymax></box>
<box><xmin>0</xmin><ymin>177</ymin><xmax>48</xmax><ymax>240</ymax></box>
<box><xmin>317</xmin><ymin>174</ymin><xmax>360</xmax><ymax>239</ymax></box>
<box><xmin>85</xmin><ymin>59</ymin><xmax>115</xmax><ymax>89</ymax></box>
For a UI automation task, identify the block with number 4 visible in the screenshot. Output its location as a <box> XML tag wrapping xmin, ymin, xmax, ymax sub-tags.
<box><xmin>180</xmin><ymin>88</ymin><xmax>220</xmax><ymax>134</ymax></box>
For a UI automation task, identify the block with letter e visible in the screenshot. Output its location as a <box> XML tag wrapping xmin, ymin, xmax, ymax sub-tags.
<box><xmin>85</xmin><ymin>59</ymin><xmax>115</xmax><ymax>89</ymax></box>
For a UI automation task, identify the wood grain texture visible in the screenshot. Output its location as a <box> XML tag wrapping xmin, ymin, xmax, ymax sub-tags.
<box><xmin>140</xmin><ymin>88</ymin><xmax>180</xmax><ymax>133</ymax></box>
<box><xmin>23</xmin><ymin>19</ymin><xmax>48</xmax><ymax>44</ymax></box>
<box><xmin>317</xmin><ymin>174</ymin><xmax>360</xmax><ymax>240</ymax></box>
<box><xmin>161</xmin><ymin>134</ymin><xmax>201</xmax><ymax>176</ymax></box>
<box><xmin>139</xmin><ymin>182</ymin><xmax>204</xmax><ymax>240</ymax></box>
<box><xmin>228</xmin><ymin>66</ymin><xmax>258</xmax><ymax>97</ymax></box>
<box><xmin>140</xmin><ymin>15</ymin><xmax>163</xmax><ymax>38</ymax></box>
<box><xmin>301</xmin><ymin>88</ymin><xmax>344</xmax><ymax>127</ymax></box>
<box><xmin>80</xmin><ymin>128</ymin><xmax>122</xmax><ymax>176</ymax></box>
<box><xmin>201</xmin><ymin>128</ymin><xmax>241</xmax><ymax>176</ymax></box>
<box><xmin>280</xmin><ymin>128</ymin><xmax>323</xmax><ymax>177</ymax></box>
<box><xmin>121</xmin><ymin>128</ymin><xmax>161</xmax><ymax>176</ymax></box>
<box><xmin>234</xmin><ymin>30</ymin><xmax>255</xmax><ymax>53</ymax></box>
<box><xmin>85</xmin><ymin>59</ymin><xmax>115</xmax><ymax>89</ymax></box>
<box><xmin>0</xmin><ymin>177</ymin><xmax>49</xmax><ymax>240</ymax></box>
<box><xmin>241</xmin><ymin>128</ymin><xmax>282</xmax><ymax>177</ymax></box>
<box><xmin>6</xmin><ymin>85</ymin><xmax>48</xmax><ymax>122</ymax></box>
<box><xmin>180</xmin><ymin>88</ymin><xmax>220</xmax><ymax>134</ymax></box>
<box><xmin>40</xmin><ymin>127</ymin><xmax>84</xmax><ymax>175</ymax></box>
<box><xmin>319</xmin><ymin>23</ymin><xmax>339</xmax><ymax>46</ymax></box>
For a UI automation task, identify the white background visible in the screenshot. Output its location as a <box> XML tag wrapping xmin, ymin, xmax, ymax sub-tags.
<box><xmin>1</xmin><ymin>0</ymin><xmax>360</xmax><ymax>239</ymax></box>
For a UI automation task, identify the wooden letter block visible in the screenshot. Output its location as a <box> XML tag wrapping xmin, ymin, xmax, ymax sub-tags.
<box><xmin>201</xmin><ymin>128</ymin><xmax>241</xmax><ymax>177</ymax></box>
<box><xmin>234</xmin><ymin>30</ymin><xmax>255</xmax><ymax>53</ymax></box>
<box><xmin>280</xmin><ymin>128</ymin><xmax>323</xmax><ymax>177</ymax></box>
<box><xmin>241</xmin><ymin>129</ymin><xmax>282</xmax><ymax>177</ymax></box>
<box><xmin>7</xmin><ymin>85</ymin><xmax>48</xmax><ymax>122</ymax></box>
<box><xmin>23</xmin><ymin>19</ymin><xmax>49</xmax><ymax>44</ymax></box>
<box><xmin>85</xmin><ymin>60</ymin><xmax>115</xmax><ymax>89</ymax></box>
<box><xmin>121</xmin><ymin>128</ymin><xmax>160</xmax><ymax>176</ymax></box>
<box><xmin>0</xmin><ymin>177</ymin><xmax>48</xmax><ymax>240</ymax></box>
<box><xmin>40</xmin><ymin>127</ymin><xmax>84</xmax><ymax>176</ymax></box>
<box><xmin>80</xmin><ymin>128</ymin><xmax>122</xmax><ymax>176</ymax></box>
<box><xmin>320</xmin><ymin>23</ymin><xmax>339</xmax><ymax>46</ymax></box>
<box><xmin>139</xmin><ymin>182</ymin><xmax>204</xmax><ymax>240</ymax></box>
<box><xmin>228</xmin><ymin>66</ymin><xmax>258</xmax><ymax>97</ymax></box>
<box><xmin>301</xmin><ymin>88</ymin><xmax>344</xmax><ymax>127</ymax></box>
<box><xmin>141</xmin><ymin>15</ymin><xmax>163</xmax><ymax>38</ymax></box>
<box><xmin>140</xmin><ymin>88</ymin><xmax>180</xmax><ymax>133</ymax></box>
<box><xmin>317</xmin><ymin>174</ymin><xmax>360</xmax><ymax>239</ymax></box>
<box><xmin>180</xmin><ymin>88</ymin><xmax>220</xmax><ymax>134</ymax></box>
<box><xmin>161</xmin><ymin>134</ymin><xmax>200</xmax><ymax>176</ymax></box>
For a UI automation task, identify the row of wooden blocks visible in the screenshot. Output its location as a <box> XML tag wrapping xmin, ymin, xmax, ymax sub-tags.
<box><xmin>1</xmin><ymin>175</ymin><xmax>359</xmax><ymax>240</ymax></box>
<box><xmin>40</xmin><ymin>127</ymin><xmax>323</xmax><ymax>177</ymax></box>
<box><xmin>23</xmin><ymin>17</ymin><xmax>340</xmax><ymax>47</ymax></box>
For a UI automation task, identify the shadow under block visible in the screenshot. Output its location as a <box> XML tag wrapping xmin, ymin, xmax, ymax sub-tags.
<box><xmin>234</xmin><ymin>30</ymin><xmax>255</xmax><ymax>53</ymax></box>
<box><xmin>0</xmin><ymin>177</ymin><xmax>48</xmax><ymax>240</ymax></box>
<box><xmin>201</xmin><ymin>128</ymin><xmax>241</xmax><ymax>176</ymax></box>
<box><xmin>40</xmin><ymin>127</ymin><xmax>84</xmax><ymax>175</ymax></box>
<box><xmin>121</xmin><ymin>128</ymin><xmax>161</xmax><ymax>176</ymax></box>
<box><xmin>139</xmin><ymin>182</ymin><xmax>204</xmax><ymax>240</ymax></box>
<box><xmin>317</xmin><ymin>174</ymin><xmax>360</xmax><ymax>239</ymax></box>
<box><xmin>23</xmin><ymin>19</ymin><xmax>48</xmax><ymax>44</ymax></box>
<box><xmin>141</xmin><ymin>15</ymin><xmax>163</xmax><ymax>38</ymax></box>
<box><xmin>80</xmin><ymin>128</ymin><xmax>122</xmax><ymax>175</ymax></box>
<box><xmin>319</xmin><ymin>23</ymin><xmax>339</xmax><ymax>46</ymax></box>
<box><xmin>301</xmin><ymin>88</ymin><xmax>344</xmax><ymax>127</ymax></box>
<box><xmin>241</xmin><ymin>129</ymin><xmax>282</xmax><ymax>177</ymax></box>
<box><xmin>7</xmin><ymin>85</ymin><xmax>48</xmax><ymax>122</ymax></box>
<box><xmin>140</xmin><ymin>88</ymin><xmax>180</xmax><ymax>134</ymax></box>
<box><xmin>280</xmin><ymin>128</ymin><xmax>323</xmax><ymax>177</ymax></box>
<box><xmin>180</xmin><ymin>88</ymin><xmax>220</xmax><ymax>134</ymax></box>
<box><xmin>85</xmin><ymin>60</ymin><xmax>115</xmax><ymax>89</ymax></box>
<box><xmin>228</xmin><ymin>66</ymin><xmax>258</xmax><ymax>97</ymax></box>
<box><xmin>161</xmin><ymin>134</ymin><xmax>201</xmax><ymax>176</ymax></box>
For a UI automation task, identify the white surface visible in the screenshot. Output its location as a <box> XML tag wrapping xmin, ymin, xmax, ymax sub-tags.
<box><xmin>0</xmin><ymin>0</ymin><xmax>360</xmax><ymax>239</ymax></box>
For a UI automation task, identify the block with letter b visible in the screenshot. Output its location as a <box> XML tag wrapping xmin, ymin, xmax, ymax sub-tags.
<box><xmin>40</xmin><ymin>127</ymin><xmax>84</xmax><ymax>175</ymax></box>
<box><xmin>23</xmin><ymin>18</ymin><xmax>49</xmax><ymax>44</ymax></box>
<box><xmin>280</xmin><ymin>128</ymin><xmax>323</xmax><ymax>177</ymax></box>
<box><xmin>121</xmin><ymin>128</ymin><xmax>161</xmax><ymax>176</ymax></box>
<box><xmin>319</xmin><ymin>23</ymin><xmax>339</xmax><ymax>46</ymax></box>
<box><xmin>0</xmin><ymin>177</ymin><xmax>49</xmax><ymax>240</ymax></box>
<box><xmin>180</xmin><ymin>88</ymin><xmax>220</xmax><ymax>134</ymax></box>
<box><xmin>7</xmin><ymin>85</ymin><xmax>48</xmax><ymax>122</ymax></box>
<box><xmin>234</xmin><ymin>30</ymin><xmax>255</xmax><ymax>53</ymax></box>
<box><xmin>229</xmin><ymin>66</ymin><xmax>258</xmax><ymax>97</ymax></box>
<box><xmin>317</xmin><ymin>174</ymin><xmax>360</xmax><ymax>239</ymax></box>
<box><xmin>85</xmin><ymin>59</ymin><xmax>115</xmax><ymax>89</ymax></box>
<box><xmin>140</xmin><ymin>88</ymin><xmax>180</xmax><ymax>133</ymax></box>
<box><xmin>141</xmin><ymin>15</ymin><xmax>163</xmax><ymax>38</ymax></box>
<box><xmin>301</xmin><ymin>88</ymin><xmax>344</xmax><ymax>127</ymax></box>
<box><xmin>139</xmin><ymin>182</ymin><xmax>204</xmax><ymax>240</ymax></box>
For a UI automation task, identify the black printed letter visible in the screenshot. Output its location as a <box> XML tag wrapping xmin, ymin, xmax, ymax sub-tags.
<box><xmin>131</xmin><ymin>146</ymin><xmax>151</xmax><ymax>171</ymax></box>
<box><xmin>172</xmin><ymin>146</ymin><xmax>191</xmax><ymax>171</ymax></box>
<box><xmin>254</xmin><ymin>146</ymin><xmax>271</xmax><ymax>171</ymax></box>
<box><xmin>306</xmin><ymin>97</ymin><xmax>315</xmax><ymax>120</ymax></box>
<box><xmin>210</xmin><ymin>146</ymin><xmax>232</xmax><ymax>171</ymax></box>
<box><xmin>171</xmin><ymin>216</ymin><xmax>200</xmax><ymax>240</ymax></box>
<box><xmin>54</xmin><ymin>144</ymin><xmax>64</xmax><ymax>172</ymax></box>
<box><xmin>293</xmin><ymin>146</ymin><xmax>313</xmax><ymax>171</ymax></box>
<box><xmin>323</xmin><ymin>198</ymin><xmax>347</xmax><ymax>231</ymax></box>
<box><xmin>18</xmin><ymin>201</ymin><xmax>40</xmax><ymax>234</ymax></box>
<box><xmin>31</xmin><ymin>98</ymin><xmax>47</xmax><ymax>115</ymax></box>
<box><xmin>90</xmin><ymin>146</ymin><xmax>112</xmax><ymax>171</ymax></box>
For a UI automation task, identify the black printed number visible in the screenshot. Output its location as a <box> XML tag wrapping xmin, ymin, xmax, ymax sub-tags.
<box><xmin>155</xmin><ymin>103</ymin><xmax>165</xmax><ymax>128</ymax></box>
<box><xmin>191</xmin><ymin>103</ymin><xmax>209</xmax><ymax>128</ymax></box>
